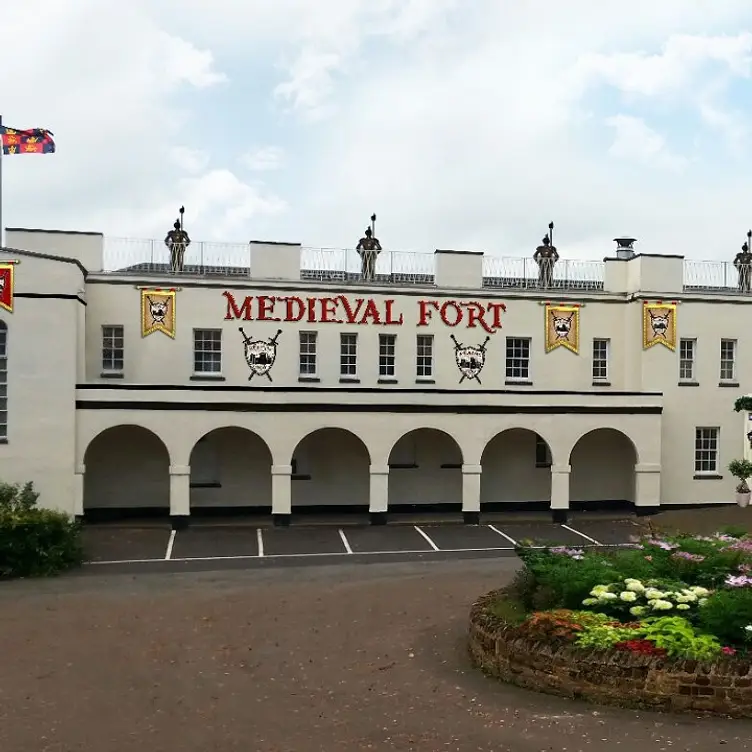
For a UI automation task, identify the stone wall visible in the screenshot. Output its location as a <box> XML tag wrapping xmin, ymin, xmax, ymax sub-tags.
<box><xmin>468</xmin><ymin>590</ymin><xmax>752</xmax><ymax>717</ymax></box>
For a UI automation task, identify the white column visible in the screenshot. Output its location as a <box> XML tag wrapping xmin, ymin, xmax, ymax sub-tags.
<box><xmin>462</xmin><ymin>464</ymin><xmax>482</xmax><ymax>523</ymax></box>
<box><xmin>74</xmin><ymin>463</ymin><xmax>85</xmax><ymax>517</ymax></box>
<box><xmin>369</xmin><ymin>464</ymin><xmax>389</xmax><ymax>519</ymax></box>
<box><xmin>271</xmin><ymin>464</ymin><xmax>292</xmax><ymax>521</ymax></box>
<box><xmin>551</xmin><ymin>464</ymin><xmax>570</xmax><ymax>522</ymax></box>
<box><xmin>635</xmin><ymin>463</ymin><xmax>661</xmax><ymax>509</ymax></box>
<box><xmin>169</xmin><ymin>465</ymin><xmax>191</xmax><ymax>521</ymax></box>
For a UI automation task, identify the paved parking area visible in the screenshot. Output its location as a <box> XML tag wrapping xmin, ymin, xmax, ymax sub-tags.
<box><xmin>81</xmin><ymin>515</ymin><xmax>645</xmax><ymax>575</ymax></box>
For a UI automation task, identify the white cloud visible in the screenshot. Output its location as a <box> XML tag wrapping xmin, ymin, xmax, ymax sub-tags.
<box><xmin>605</xmin><ymin>115</ymin><xmax>687</xmax><ymax>172</ymax></box>
<box><xmin>3</xmin><ymin>0</ymin><xmax>752</xmax><ymax>264</ymax></box>
<box><xmin>242</xmin><ymin>146</ymin><xmax>286</xmax><ymax>171</ymax></box>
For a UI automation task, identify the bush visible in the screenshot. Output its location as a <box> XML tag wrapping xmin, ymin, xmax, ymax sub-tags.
<box><xmin>698</xmin><ymin>588</ymin><xmax>752</xmax><ymax>647</ymax></box>
<box><xmin>0</xmin><ymin>481</ymin><xmax>84</xmax><ymax>578</ymax></box>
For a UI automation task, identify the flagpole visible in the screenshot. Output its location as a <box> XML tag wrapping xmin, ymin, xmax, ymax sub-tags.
<box><xmin>0</xmin><ymin>114</ymin><xmax>4</xmax><ymax>248</ymax></box>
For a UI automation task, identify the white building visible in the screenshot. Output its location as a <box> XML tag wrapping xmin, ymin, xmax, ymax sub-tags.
<box><xmin>0</xmin><ymin>226</ymin><xmax>748</xmax><ymax>528</ymax></box>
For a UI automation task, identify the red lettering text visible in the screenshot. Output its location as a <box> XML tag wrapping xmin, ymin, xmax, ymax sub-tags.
<box><xmin>487</xmin><ymin>302</ymin><xmax>506</xmax><ymax>331</ymax></box>
<box><xmin>339</xmin><ymin>296</ymin><xmax>365</xmax><ymax>323</ymax></box>
<box><xmin>384</xmin><ymin>299</ymin><xmax>404</xmax><ymax>325</ymax></box>
<box><xmin>283</xmin><ymin>296</ymin><xmax>305</xmax><ymax>322</ymax></box>
<box><xmin>320</xmin><ymin>297</ymin><xmax>342</xmax><ymax>323</ymax></box>
<box><xmin>360</xmin><ymin>299</ymin><xmax>382</xmax><ymax>325</ymax></box>
<box><xmin>417</xmin><ymin>300</ymin><xmax>439</xmax><ymax>326</ymax></box>
<box><xmin>223</xmin><ymin>291</ymin><xmax>253</xmax><ymax>320</ymax></box>
<box><xmin>463</xmin><ymin>301</ymin><xmax>493</xmax><ymax>333</ymax></box>
<box><xmin>306</xmin><ymin>297</ymin><xmax>317</xmax><ymax>323</ymax></box>
<box><xmin>257</xmin><ymin>295</ymin><xmax>280</xmax><ymax>321</ymax></box>
<box><xmin>440</xmin><ymin>300</ymin><xmax>462</xmax><ymax>327</ymax></box>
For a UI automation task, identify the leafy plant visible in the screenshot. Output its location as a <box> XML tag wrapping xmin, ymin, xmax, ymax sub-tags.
<box><xmin>720</xmin><ymin>525</ymin><xmax>749</xmax><ymax>539</ymax></box>
<box><xmin>729</xmin><ymin>459</ymin><xmax>752</xmax><ymax>494</ymax></box>
<box><xmin>0</xmin><ymin>481</ymin><xmax>84</xmax><ymax>579</ymax></box>
<box><xmin>638</xmin><ymin>617</ymin><xmax>722</xmax><ymax>660</ymax></box>
<box><xmin>734</xmin><ymin>397</ymin><xmax>752</xmax><ymax>413</ymax></box>
<box><xmin>698</xmin><ymin>588</ymin><xmax>752</xmax><ymax>646</ymax></box>
<box><xmin>516</xmin><ymin>609</ymin><xmax>606</xmax><ymax>643</ymax></box>
<box><xmin>574</xmin><ymin>621</ymin><xmax>641</xmax><ymax>650</ymax></box>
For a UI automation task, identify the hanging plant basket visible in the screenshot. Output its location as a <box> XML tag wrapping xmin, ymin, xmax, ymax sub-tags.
<box><xmin>734</xmin><ymin>396</ymin><xmax>752</xmax><ymax>413</ymax></box>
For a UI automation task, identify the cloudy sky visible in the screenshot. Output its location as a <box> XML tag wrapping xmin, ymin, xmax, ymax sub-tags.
<box><xmin>2</xmin><ymin>0</ymin><xmax>752</xmax><ymax>262</ymax></box>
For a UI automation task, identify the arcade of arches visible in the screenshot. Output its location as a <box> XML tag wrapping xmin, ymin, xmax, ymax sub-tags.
<box><xmin>81</xmin><ymin>424</ymin><xmax>650</xmax><ymax>521</ymax></box>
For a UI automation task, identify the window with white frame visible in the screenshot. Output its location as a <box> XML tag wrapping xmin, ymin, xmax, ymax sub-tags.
<box><xmin>534</xmin><ymin>434</ymin><xmax>551</xmax><ymax>467</ymax></box>
<box><xmin>505</xmin><ymin>337</ymin><xmax>531</xmax><ymax>381</ymax></box>
<box><xmin>299</xmin><ymin>331</ymin><xmax>317</xmax><ymax>376</ymax></box>
<box><xmin>101</xmin><ymin>325</ymin><xmax>124</xmax><ymax>373</ymax></box>
<box><xmin>0</xmin><ymin>322</ymin><xmax>7</xmax><ymax>440</ymax></box>
<box><xmin>379</xmin><ymin>334</ymin><xmax>396</xmax><ymax>377</ymax></box>
<box><xmin>340</xmin><ymin>333</ymin><xmax>357</xmax><ymax>377</ymax></box>
<box><xmin>720</xmin><ymin>339</ymin><xmax>737</xmax><ymax>382</ymax></box>
<box><xmin>416</xmin><ymin>334</ymin><xmax>433</xmax><ymax>378</ymax></box>
<box><xmin>694</xmin><ymin>427</ymin><xmax>719</xmax><ymax>474</ymax></box>
<box><xmin>193</xmin><ymin>329</ymin><xmax>222</xmax><ymax>374</ymax></box>
<box><xmin>592</xmin><ymin>338</ymin><xmax>609</xmax><ymax>382</ymax></box>
<box><xmin>679</xmin><ymin>338</ymin><xmax>696</xmax><ymax>382</ymax></box>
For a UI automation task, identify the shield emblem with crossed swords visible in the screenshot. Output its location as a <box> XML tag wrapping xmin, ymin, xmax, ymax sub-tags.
<box><xmin>451</xmin><ymin>335</ymin><xmax>490</xmax><ymax>384</ymax></box>
<box><xmin>238</xmin><ymin>328</ymin><xmax>282</xmax><ymax>381</ymax></box>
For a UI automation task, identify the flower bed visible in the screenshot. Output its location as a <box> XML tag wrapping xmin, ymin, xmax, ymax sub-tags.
<box><xmin>468</xmin><ymin>531</ymin><xmax>752</xmax><ymax>716</ymax></box>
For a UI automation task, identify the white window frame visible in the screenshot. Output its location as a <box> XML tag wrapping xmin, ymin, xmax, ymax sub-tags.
<box><xmin>592</xmin><ymin>338</ymin><xmax>609</xmax><ymax>382</ymax></box>
<box><xmin>416</xmin><ymin>334</ymin><xmax>433</xmax><ymax>379</ymax></box>
<box><xmin>193</xmin><ymin>329</ymin><xmax>222</xmax><ymax>374</ymax></box>
<box><xmin>299</xmin><ymin>331</ymin><xmax>318</xmax><ymax>376</ymax></box>
<box><xmin>379</xmin><ymin>334</ymin><xmax>397</xmax><ymax>378</ymax></box>
<box><xmin>101</xmin><ymin>324</ymin><xmax>124</xmax><ymax>374</ymax></box>
<box><xmin>694</xmin><ymin>427</ymin><xmax>719</xmax><ymax>475</ymax></box>
<box><xmin>340</xmin><ymin>333</ymin><xmax>358</xmax><ymax>377</ymax></box>
<box><xmin>679</xmin><ymin>338</ymin><xmax>696</xmax><ymax>382</ymax></box>
<box><xmin>720</xmin><ymin>339</ymin><xmax>737</xmax><ymax>382</ymax></box>
<box><xmin>505</xmin><ymin>337</ymin><xmax>531</xmax><ymax>381</ymax></box>
<box><xmin>0</xmin><ymin>323</ymin><xmax>7</xmax><ymax>440</ymax></box>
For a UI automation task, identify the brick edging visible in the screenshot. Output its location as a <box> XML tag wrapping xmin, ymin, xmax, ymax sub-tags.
<box><xmin>468</xmin><ymin>589</ymin><xmax>752</xmax><ymax>717</ymax></box>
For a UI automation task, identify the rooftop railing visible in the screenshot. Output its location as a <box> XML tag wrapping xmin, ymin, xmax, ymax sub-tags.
<box><xmin>683</xmin><ymin>260</ymin><xmax>752</xmax><ymax>293</ymax></box>
<box><xmin>98</xmin><ymin>237</ymin><xmax>752</xmax><ymax>295</ymax></box>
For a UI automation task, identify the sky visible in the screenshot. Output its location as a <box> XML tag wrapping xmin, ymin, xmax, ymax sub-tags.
<box><xmin>1</xmin><ymin>0</ymin><xmax>752</xmax><ymax>262</ymax></box>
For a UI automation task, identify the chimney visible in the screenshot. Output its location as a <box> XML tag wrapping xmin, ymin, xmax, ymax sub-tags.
<box><xmin>614</xmin><ymin>237</ymin><xmax>636</xmax><ymax>260</ymax></box>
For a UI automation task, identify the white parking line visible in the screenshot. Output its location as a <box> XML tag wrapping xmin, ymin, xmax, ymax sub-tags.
<box><xmin>257</xmin><ymin>528</ymin><xmax>264</xmax><ymax>558</ymax></box>
<box><xmin>487</xmin><ymin>524</ymin><xmax>518</xmax><ymax>546</ymax></box>
<box><xmin>561</xmin><ymin>523</ymin><xmax>601</xmax><ymax>545</ymax></box>
<box><xmin>338</xmin><ymin>528</ymin><xmax>353</xmax><ymax>554</ymax></box>
<box><xmin>414</xmin><ymin>525</ymin><xmax>440</xmax><ymax>551</ymax></box>
<box><xmin>164</xmin><ymin>530</ymin><xmax>176</xmax><ymax>560</ymax></box>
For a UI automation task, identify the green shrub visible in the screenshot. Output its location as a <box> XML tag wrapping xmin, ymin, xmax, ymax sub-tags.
<box><xmin>0</xmin><ymin>481</ymin><xmax>84</xmax><ymax>578</ymax></box>
<box><xmin>698</xmin><ymin>588</ymin><xmax>752</xmax><ymax>647</ymax></box>
<box><xmin>574</xmin><ymin>621</ymin><xmax>642</xmax><ymax>650</ymax></box>
<box><xmin>518</xmin><ymin>549</ymin><xmax>622</xmax><ymax>610</ymax></box>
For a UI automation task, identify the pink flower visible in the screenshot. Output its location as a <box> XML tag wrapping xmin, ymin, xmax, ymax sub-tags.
<box><xmin>644</xmin><ymin>555</ymin><xmax>653</xmax><ymax>561</ymax></box>
<box><xmin>672</xmin><ymin>551</ymin><xmax>705</xmax><ymax>562</ymax></box>
<box><xmin>722</xmin><ymin>647</ymin><xmax>737</xmax><ymax>656</ymax></box>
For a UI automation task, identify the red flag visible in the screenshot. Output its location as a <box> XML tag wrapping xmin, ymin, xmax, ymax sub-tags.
<box><xmin>0</xmin><ymin>264</ymin><xmax>15</xmax><ymax>313</ymax></box>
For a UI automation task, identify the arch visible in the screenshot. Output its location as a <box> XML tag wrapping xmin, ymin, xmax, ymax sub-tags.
<box><xmin>83</xmin><ymin>425</ymin><xmax>170</xmax><ymax>511</ymax></box>
<box><xmin>189</xmin><ymin>427</ymin><xmax>273</xmax><ymax>510</ymax></box>
<box><xmin>387</xmin><ymin>428</ymin><xmax>463</xmax><ymax>507</ymax></box>
<box><xmin>291</xmin><ymin>427</ymin><xmax>371</xmax><ymax>509</ymax></box>
<box><xmin>480</xmin><ymin>428</ymin><xmax>552</xmax><ymax>504</ymax></box>
<box><xmin>569</xmin><ymin>428</ymin><xmax>637</xmax><ymax>504</ymax></box>
<box><xmin>0</xmin><ymin>320</ymin><xmax>7</xmax><ymax>441</ymax></box>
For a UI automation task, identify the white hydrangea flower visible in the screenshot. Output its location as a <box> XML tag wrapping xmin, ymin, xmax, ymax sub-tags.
<box><xmin>690</xmin><ymin>586</ymin><xmax>709</xmax><ymax>597</ymax></box>
<box><xmin>651</xmin><ymin>599</ymin><xmax>674</xmax><ymax>610</ymax></box>
<box><xmin>745</xmin><ymin>625</ymin><xmax>752</xmax><ymax>633</ymax></box>
<box><xmin>625</xmin><ymin>580</ymin><xmax>646</xmax><ymax>593</ymax></box>
<box><xmin>582</xmin><ymin>598</ymin><xmax>598</xmax><ymax>606</ymax></box>
<box><xmin>676</xmin><ymin>604</ymin><xmax>691</xmax><ymax>610</ymax></box>
<box><xmin>599</xmin><ymin>592</ymin><xmax>618</xmax><ymax>601</ymax></box>
<box><xmin>619</xmin><ymin>591</ymin><xmax>638</xmax><ymax>602</ymax></box>
<box><xmin>629</xmin><ymin>606</ymin><xmax>647</xmax><ymax>617</ymax></box>
<box><xmin>644</xmin><ymin>588</ymin><xmax>664</xmax><ymax>600</ymax></box>
<box><xmin>698</xmin><ymin>598</ymin><xmax>708</xmax><ymax>606</ymax></box>
<box><xmin>590</xmin><ymin>585</ymin><xmax>610</xmax><ymax>596</ymax></box>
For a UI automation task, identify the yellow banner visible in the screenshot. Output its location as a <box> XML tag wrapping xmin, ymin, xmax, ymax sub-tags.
<box><xmin>643</xmin><ymin>302</ymin><xmax>676</xmax><ymax>350</ymax></box>
<box><xmin>141</xmin><ymin>288</ymin><xmax>177</xmax><ymax>338</ymax></box>
<box><xmin>544</xmin><ymin>304</ymin><xmax>580</xmax><ymax>354</ymax></box>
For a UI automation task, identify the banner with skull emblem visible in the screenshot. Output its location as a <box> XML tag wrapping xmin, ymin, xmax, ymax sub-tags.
<box><xmin>544</xmin><ymin>304</ymin><xmax>580</xmax><ymax>354</ymax></box>
<box><xmin>642</xmin><ymin>301</ymin><xmax>676</xmax><ymax>351</ymax></box>
<box><xmin>0</xmin><ymin>261</ymin><xmax>17</xmax><ymax>314</ymax></box>
<box><xmin>140</xmin><ymin>288</ymin><xmax>177</xmax><ymax>338</ymax></box>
